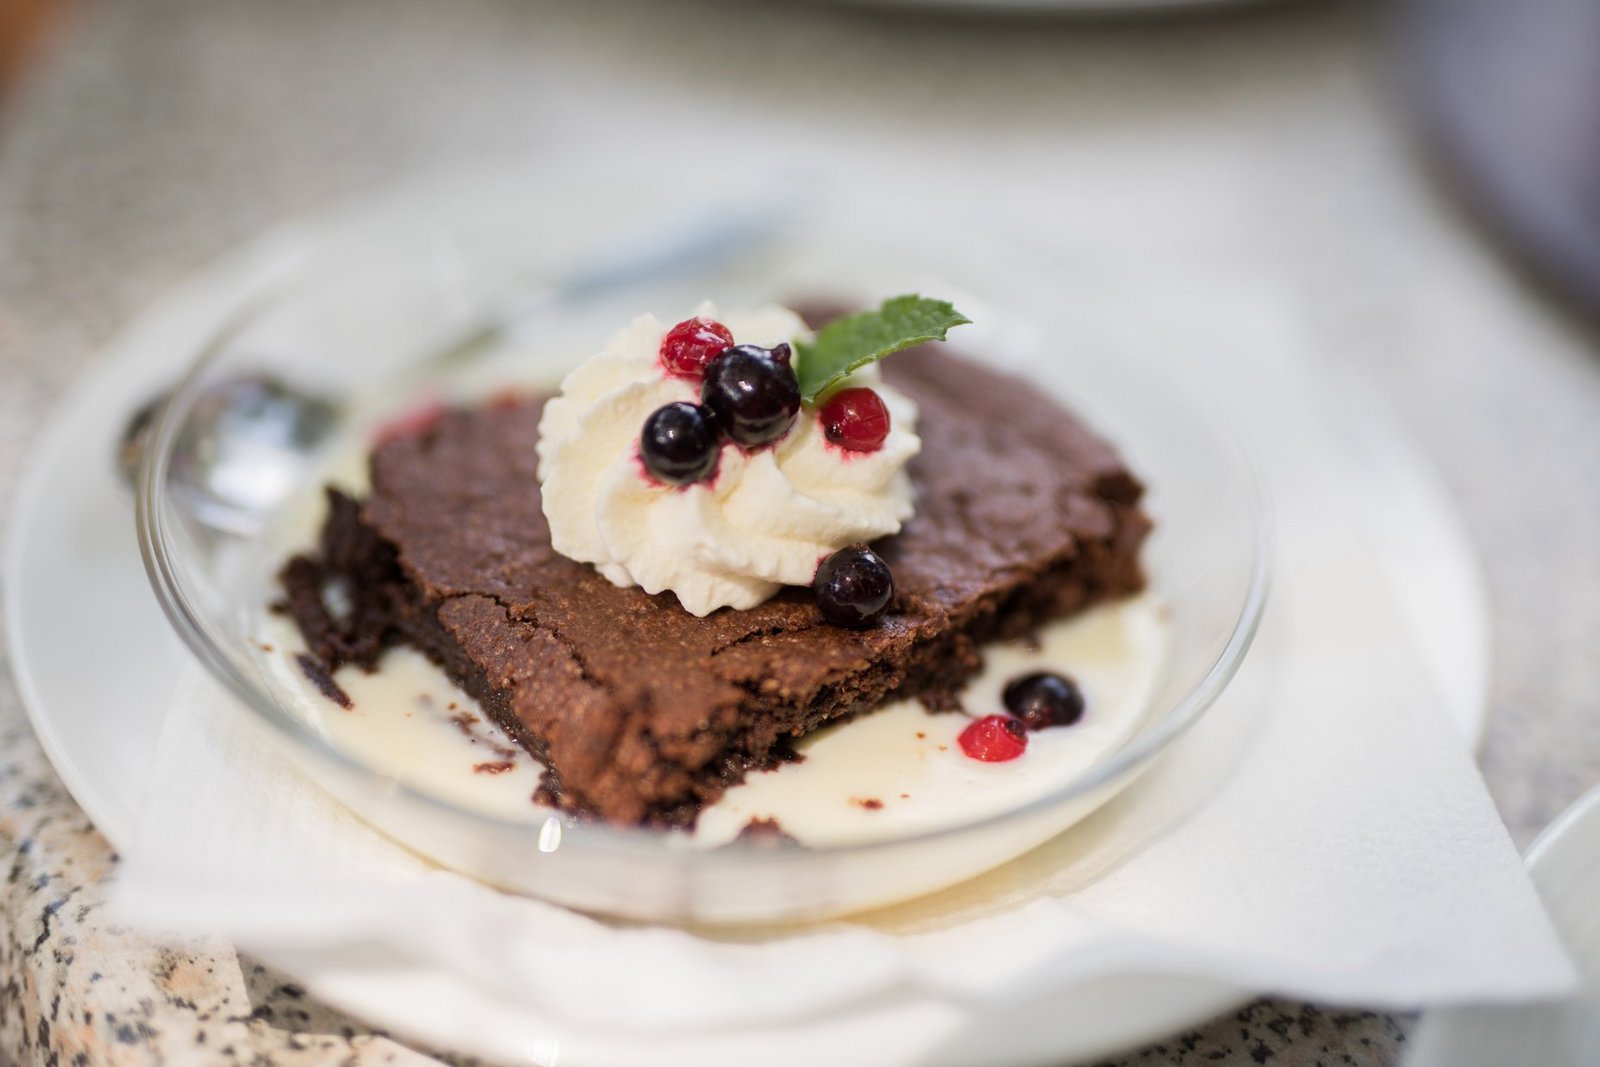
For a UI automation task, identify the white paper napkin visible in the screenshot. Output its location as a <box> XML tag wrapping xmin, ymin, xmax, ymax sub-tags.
<box><xmin>111</xmin><ymin>291</ymin><xmax>1576</xmax><ymax>1067</ymax></box>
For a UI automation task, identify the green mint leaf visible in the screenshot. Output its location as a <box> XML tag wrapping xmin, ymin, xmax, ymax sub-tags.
<box><xmin>793</xmin><ymin>294</ymin><xmax>971</xmax><ymax>402</ymax></box>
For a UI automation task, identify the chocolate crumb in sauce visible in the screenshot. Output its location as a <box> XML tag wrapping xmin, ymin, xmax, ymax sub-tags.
<box><xmin>852</xmin><ymin>797</ymin><xmax>884</xmax><ymax>810</ymax></box>
<box><xmin>473</xmin><ymin>761</ymin><xmax>515</xmax><ymax>775</ymax></box>
<box><xmin>295</xmin><ymin>653</ymin><xmax>352</xmax><ymax>709</ymax></box>
<box><xmin>732</xmin><ymin>817</ymin><xmax>802</xmax><ymax>848</ymax></box>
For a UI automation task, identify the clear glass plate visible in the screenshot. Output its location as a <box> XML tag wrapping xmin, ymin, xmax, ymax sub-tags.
<box><xmin>136</xmin><ymin>186</ymin><xmax>1268</xmax><ymax>923</ymax></box>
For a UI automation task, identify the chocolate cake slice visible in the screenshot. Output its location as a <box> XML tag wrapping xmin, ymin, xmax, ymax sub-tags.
<box><xmin>282</xmin><ymin>349</ymin><xmax>1150</xmax><ymax>827</ymax></box>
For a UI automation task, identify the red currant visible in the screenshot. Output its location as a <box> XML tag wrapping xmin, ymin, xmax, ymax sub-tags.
<box><xmin>660</xmin><ymin>317</ymin><xmax>734</xmax><ymax>379</ymax></box>
<box><xmin>958</xmin><ymin>715</ymin><xmax>1028</xmax><ymax>762</ymax></box>
<box><xmin>819</xmin><ymin>387</ymin><xmax>891</xmax><ymax>453</ymax></box>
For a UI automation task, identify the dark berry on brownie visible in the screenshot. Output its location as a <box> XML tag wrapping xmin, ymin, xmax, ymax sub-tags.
<box><xmin>813</xmin><ymin>544</ymin><xmax>895</xmax><ymax>629</ymax></box>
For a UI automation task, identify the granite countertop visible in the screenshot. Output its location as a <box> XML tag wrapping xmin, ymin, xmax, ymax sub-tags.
<box><xmin>1</xmin><ymin>1</ymin><xmax>1596</xmax><ymax>1064</ymax></box>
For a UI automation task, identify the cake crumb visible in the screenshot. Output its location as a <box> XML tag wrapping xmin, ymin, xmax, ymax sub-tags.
<box><xmin>295</xmin><ymin>653</ymin><xmax>352</xmax><ymax>710</ymax></box>
<box><xmin>915</xmin><ymin>731</ymin><xmax>926</xmax><ymax>740</ymax></box>
<box><xmin>258</xmin><ymin>642</ymin><xmax>274</xmax><ymax>653</ymax></box>
<box><xmin>473</xmin><ymin>761</ymin><xmax>515</xmax><ymax>775</ymax></box>
<box><xmin>852</xmin><ymin>797</ymin><xmax>884</xmax><ymax>811</ymax></box>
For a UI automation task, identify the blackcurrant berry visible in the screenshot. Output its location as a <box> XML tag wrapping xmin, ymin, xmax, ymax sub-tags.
<box><xmin>1002</xmin><ymin>672</ymin><xmax>1086</xmax><ymax>730</ymax></box>
<box><xmin>639</xmin><ymin>402</ymin><xmax>719</xmax><ymax>486</ymax></box>
<box><xmin>813</xmin><ymin>544</ymin><xmax>894</xmax><ymax>628</ymax></box>
<box><xmin>701</xmin><ymin>344</ymin><xmax>801</xmax><ymax>448</ymax></box>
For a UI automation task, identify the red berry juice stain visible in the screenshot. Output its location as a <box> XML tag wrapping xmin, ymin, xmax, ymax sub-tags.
<box><xmin>373</xmin><ymin>399</ymin><xmax>448</xmax><ymax>446</ymax></box>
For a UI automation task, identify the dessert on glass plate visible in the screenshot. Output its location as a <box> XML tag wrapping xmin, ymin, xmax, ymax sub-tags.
<box><xmin>136</xmin><ymin>198</ymin><xmax>1267</xmax><ymax>923</ymax></box>
<box><xmin>265</xmin><ymin>296</ymin><xmax>1158</xmax><ymax>841</ymax></box>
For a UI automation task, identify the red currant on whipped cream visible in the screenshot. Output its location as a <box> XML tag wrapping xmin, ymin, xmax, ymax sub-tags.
<box><xmin>820</xmin><ymin>387</ymin><xmax>891</xmax><ymax>453</ymax></box>
<box><xmin>958</xmin><ymin>715</ymin><xmax>1028</xmax><ymax>762</ymax></box>
<box><xmin>660</xmin><ymin>317</ymin><xmax>734</xmax><ymax>379</ymax></box>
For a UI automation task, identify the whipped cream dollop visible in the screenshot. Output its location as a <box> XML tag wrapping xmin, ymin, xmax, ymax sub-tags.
<box><xmin>536</xmin><ymin>303</ymin><xmax>921</xmax><ymax>616</ymax></box>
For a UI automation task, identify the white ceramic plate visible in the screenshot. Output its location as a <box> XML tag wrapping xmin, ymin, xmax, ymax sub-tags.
<box><xmin>4</xmin><ymin>171</ymin><xmax>1490</xmax><ymax>1066</ymax></box>
<box><xmin>1405</xmin><ymin>784</ymin><xmax>1600</xmax><ymax>1067</ymax></box>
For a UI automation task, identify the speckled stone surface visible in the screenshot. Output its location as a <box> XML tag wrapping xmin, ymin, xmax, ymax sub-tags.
<box><xmin>1</xmin><ymin>0</ymin><xmax>1596</xmax><ymax>1065</ymax></box>
<box><xmin>0</xmin><ymin>705</ymin><xmax>480</xmax><ymax>1067</ymax></box>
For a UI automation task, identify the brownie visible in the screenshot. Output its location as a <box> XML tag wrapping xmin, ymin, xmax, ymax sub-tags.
<box><xmin>281</xmin><ymin>349</ymin><xmax>1150</xmax><ymax>827</ymax></box>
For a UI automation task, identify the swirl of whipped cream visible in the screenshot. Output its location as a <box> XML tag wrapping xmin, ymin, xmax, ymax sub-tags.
<box><xmin>536</xmin><ymin>303</ymin><xmax>921</xmax><ymax>616</ymax></box>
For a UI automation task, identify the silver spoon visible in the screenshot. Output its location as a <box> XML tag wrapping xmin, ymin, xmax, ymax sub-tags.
<box><xmin>119</xmin><ymin>191</ymin><xmax>798</xmax><ymax>535</ymax></box>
